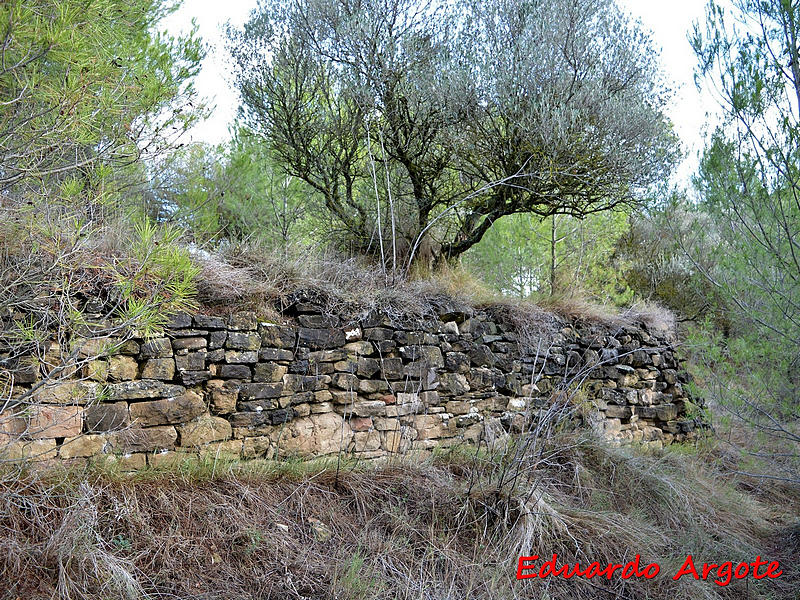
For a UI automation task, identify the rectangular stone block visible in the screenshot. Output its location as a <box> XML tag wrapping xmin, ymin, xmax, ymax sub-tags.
<box><xmin>228</xmin><ymin>312</ymin><xmax>258</xmax><ymax>330</ymax></box>
<box><xmin>225</xmin><ymin>350</ymin><xmax>258</xmax><ymax>364</ymax></box>
<box><xmin>446</xmin><ymin>400</ymin><xmax>471</xmax><ymax>415</ymax></box>
<box><xmin>239</xmin><ymin>382</ymin><xmax>283</xmax><ymax>400</ymax></box>
<box><xmin>33</xmin><ymin>381</ymin><xmax>97</xmax><ymax>405</ymax></box>
<box><xmin>259</xmin><ymin>348</ymin><xmax>294</xmax><ymax>361</ymax></box>
<box><xmin>350</xmin><ymin>400</ymin><xmax>386</xmax><ymax>417</ymax></box>
<box><xmin>108</xmin><ymin>355</ymin><xmax>138</xmax><ymax>381</ymax></box>
<box><xmin>219</xmin><ymin>364</ymin><xmax>251</xmax><ymax>379</ymax></box>
<box><xmin>175</xmin><ymin>352</ymin><xmax>206</xmax><ymax>372</ymax></box>
<box><xmin>60</xmin><ymin>434</ymin><xmax>107</xmax><ymax>458</ymax></box>
<box><xmin>110</xmin><ymin>381</ymin><xmax>185</xmax><ymax>401</ymax></box>
<box><xmin>209</xmin><ymin>330</ymin><xmax>227</xmax><ymax>349</ymax></box>
<box><xmin>178</xmin><ymin>415</ymin><xmax>232</xmax><ymax>447</ymax></box>
<box><xmin>206</xmin><ymin>379</ymin><xmax>239</xmax><ymax>414</ymax></box>
<box><xmin>283</xmin><ymin>374</ymin><xmax>330</xmax><ymax>392</ymax></box>
<box><xmin>129</xmin><ymin>392</ymin><xmax>205</xmax><ymax>426</ymax></box>
<box><xmin>108</xmin><ymin>426</ymin><xmax>177</xmax><ymax>453</ymax></box>
<box><xmin>172</xmin><ymin>337</ymin><xmax>207</xmax><ymax>351</ymax></box>
<box><xmin>226</xmin><ymin>332</ymin><xmax>261</xmax><ymax>351</ymax></box>
<box><xmin>140</xmin><ymin>358</ymin><xmax>175</xmax><ymax>381</ymax></box>
<box><xmin>605</xmin><ymin>405</ymin><xmax>632</xmax><ymax>419</ymax></box>
<box><xmin>139</xmin><ymin>338</ymin><xmax>173</xmax><ymax>358</ymax></box>
<box><xmin>84</xmin><ymin>402</ymin><xmax>129</xmax><ymax>432</ymax></box>
<box><xmin>1</xmin><ymin>439</ymin><xmax>57</xmax><ymax>461</ymax></box>
<box><xmin>259</xmin><ymin>323</ymin><xmax>296</xmax><ymax>348</ymax></box>
<box><xmin>28</xmin><ymin>405</ymin><xmax>82</xmax><ymax>439</ymax></box>
<box><xmin>253</xmin><ymin>363</ymin><xmax>288</xmax><ymax>383</ymax></box>
<box><xmin>194</xmin><ymin>315</ymin><xmax>226</xmax><ymax>329</ymax></box>
<box><xmin>298</xmin><ymin>327</ymin><xmax>346</xmax><ymax>350</ymax></box>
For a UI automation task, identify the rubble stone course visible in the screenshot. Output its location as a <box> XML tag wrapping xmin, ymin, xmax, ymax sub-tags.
<box><xmin>1</xmin><ymin>302</ymin><xmax>702</xmax><ymax>467</ymax></box>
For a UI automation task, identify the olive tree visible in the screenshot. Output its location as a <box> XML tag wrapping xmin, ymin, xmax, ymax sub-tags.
<box><xmin>228</xmin><ymin>0</ymin><xmax>678</xmax><ymax>271</ymax></box>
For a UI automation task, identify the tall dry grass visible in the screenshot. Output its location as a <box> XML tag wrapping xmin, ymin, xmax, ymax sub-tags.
<box><xmin>1</xmin><ymin>432</ymin><xmax>796</xmax><ymax>600</ymax></box>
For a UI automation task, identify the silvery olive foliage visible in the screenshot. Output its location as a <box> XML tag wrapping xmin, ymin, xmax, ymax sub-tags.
<box><xmin>227</xmin><ymin>0</ymin><xmax>679</xmax><ymax>271</ymax></box>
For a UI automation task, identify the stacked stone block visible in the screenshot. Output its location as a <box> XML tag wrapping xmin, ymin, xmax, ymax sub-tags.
<box><xmin>0</xmin><ymin>302</ymin><xmax>700</xmax><ymax>467</ymax></box>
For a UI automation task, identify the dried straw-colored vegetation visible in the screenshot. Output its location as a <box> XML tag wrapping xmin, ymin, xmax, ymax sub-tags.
<box><xmin>1</xmin><ymin>432</ymin><xmax>797</xmax><ymax>600</ymax></box>
<box><xmin>195</xmin><ymin>242</ymin><xmax>676</xmax><ymax>335</ymax></box>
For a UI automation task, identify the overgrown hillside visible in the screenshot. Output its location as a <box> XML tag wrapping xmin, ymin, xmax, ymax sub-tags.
<box><xmin>1</xmin><ymin>0</ymin><xmax>799</xmax><ymax>599</ymax></box>
<box><xmin>2</xmin><ymin>433</ymin><xmax>797</xmax><ymax>600</ymax></box>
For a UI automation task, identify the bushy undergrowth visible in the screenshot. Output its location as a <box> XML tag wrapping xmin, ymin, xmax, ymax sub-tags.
<box><xmin>1</xmin><ymin>434</ymin><xmax>797</xmax><ymax>600</ymax></box>
<box><xmin>0</xmin><ymin>201</ymin><xmax>198</xmax><ymax>416</ymax></box>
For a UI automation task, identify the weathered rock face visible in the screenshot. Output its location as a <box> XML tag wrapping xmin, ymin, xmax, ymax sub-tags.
<box><xmin>1</xmin><ymin>302</ymin><xmax>702</xmax><ymax>468</ymax></box>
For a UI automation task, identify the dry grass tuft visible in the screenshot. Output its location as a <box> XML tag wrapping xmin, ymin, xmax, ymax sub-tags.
<box><xmin>194</xmin><ymin>243</ymin><xmax>481</xmax><ymax>325</ymax></box>
<box><xmin>191</xmin><ymin>242</ymin><xmax>682</xmax><ymax>339</ymax></box>
<box><xmin>1</xmin><ymin>433</ymin><xmax>797</xmax><ymax>600</ymax></box>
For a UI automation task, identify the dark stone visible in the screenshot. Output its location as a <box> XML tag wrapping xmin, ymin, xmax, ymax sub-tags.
<box><xmin>206</xmin><ymin>349</ymin><xmax>225</xmax><ymax>362</ymax></box>
<box><xmin>298</xmin><ymin>314</ymin><xmax>340</xmax><ymax>328</ymax></box>
<box><xmin>194</xmin><ymin>315</ymin><xmax>226</xmax><ymax>329</ymax></box>
<box><xmin>259</xmin><ymin>348</ymin><xmax>294</xmax><ymax>361</ymax></box>
<box><xmin>229</xmin><ymin>412</ymin><xmax>270</xmax><ymax>428</ymax></box>
<box><xmin>219</xmin><ymin>364</ymin><xmax>251</xmax><ymax>379</ymax></box>
<box><xmin>84</xmin><ymin>402</ymin><xmax>129</xmax><ymax>432</ymax></box>
<box><xmin>172</xmin><ymin>337</ymin><xmax>207</xmax><ymax>351</ymax></box>
<box><xmin>357</xmin><ymin>357</ymin><xmax>380</xmax><ymax>378</ymax></box>
<box><xmin>636</xmin><ymin>406</ymin><xmax>658</xmax><ymax>419</ymax></box>
<box><xmin>166</xmin><ymin>312</ymin><xmax>192</xmax><ymax>329</ymax></box>
<box><xmin>469</xmin><ymin>345</ymin><xmax>497</xmax><ymax>368</ymax></box>
<box><xmin>139</xmin><ymin>338</ymin><xmax>172</xmax><ymax>359</ymax></box>
<box><xmin>209</xmin><ymin>331</ymin><xmax>227</xmax><ymax>350</ymax></box>
<box><xmin>394</xmin><ymin>331</ymin><xmax>424</xmax><ymax>345</ymax></box>
<box><xmin>298</xmin><ymin>327</ymin><xmax>346</xmax><ymax>350</ymax></box>
<box><xmin>239</xmin><ymin>383</ymin><xmax>283</xmax><ymax>399</ymax></box>
<box><xmin>175</xmin><ymin>352</ymin><xmax>206</xmax><ymax>372</ymax></box>
<box><xmin>238</xmin><ymin>399</ymin><xmax>278</xmax><ymax>412</ymax></box>
<box><xmin>286</xmin><ymin>391</ymin><xmax>315</xmax><ymax>405</ymax></box>
<box><xmin>169</xmin><ymin>328</ymin><xmax>209</xmax><ymax>338</ymax></box>
<box><xmin>380</xmin><ymin>358</ymin><xmax>403</xmax><ymax>379</ymax></box>
<box><xmin>373</xmin><ymin>340</ymin><xmax>396</xmax><ymax>353</ymax></box>
<box><xmin>259</xmin><ymin>324</ymin><xmax>296</xmax><ymax>348</ymax></box>
<box><xmin>270</xmin><ymin>408</ymin><xmax>295</xmax><ymax>425</ymax></box>
<box><xmin>491</xmin><ymin>341</ymin><xmax>518</xmax><ymax>354</ymax></box>
<box><xmin>282</xmin><ymin>374</ymin><xmax>329</xmax><ymax>392</ymax></box>
<box><xmin>631</xmin><ymin>349</ymin><xmax>650</xmax><ymax>367</ymax></box>
<box><xmin>288</xmin><ymin>359</ymin><xmax>310</xmax><ymax>374</ymax></box>
<box><xmin>363</xmin><ymin>327</ymin><xmax>394</xmax><ymax>341</ymax></box>
<box><xmin>494</xmin><ymin>354</ymin><xmax>516</xmax><ymax>373</ymax></box>
<box><xmin>181</xmin><ymin>370</ymin><xmax>211</xmax><ymax>386</ymax></box>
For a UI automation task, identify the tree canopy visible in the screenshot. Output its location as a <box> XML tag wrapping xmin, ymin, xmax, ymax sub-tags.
<box><xmin>227</xmin><ymin>0</ymin><xmax>679</xmax><ymax>271</ymax></box>
<box><xmin>0</xmin><ymin>0</ymin><xmax>204</xmax><ymax>201</ymax></box>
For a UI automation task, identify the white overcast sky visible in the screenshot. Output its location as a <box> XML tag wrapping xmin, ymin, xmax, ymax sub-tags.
<box><xmin>161</xmin><ymin>0</ymin><xmax>724</xmax><ymax>186</ymax></box>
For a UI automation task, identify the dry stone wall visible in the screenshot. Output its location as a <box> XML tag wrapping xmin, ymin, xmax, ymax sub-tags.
<box><xmin>1</xmin><ymin>300</ymin><xmax>702</xmax><ymax>468</ymax></box>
